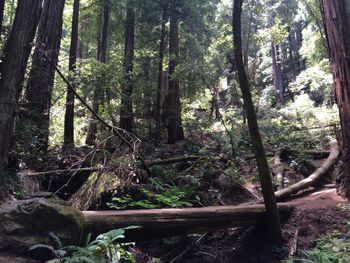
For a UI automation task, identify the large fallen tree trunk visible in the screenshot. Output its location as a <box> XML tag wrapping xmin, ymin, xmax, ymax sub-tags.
<box><xmin>275</xmin><ymin>140</ymin><xmax>339</xmax><ymax>201</ymax></box>
<box><xmin>83</xmin><ymin>204</ymin><xmax>293</xmax><ymax>240</ymax></box>
<box><xmin>146</xmin><ymin>156</ymin><xmax>203</xmax><ymax>166</ymax></box>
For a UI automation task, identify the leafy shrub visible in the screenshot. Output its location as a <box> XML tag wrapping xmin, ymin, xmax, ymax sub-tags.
<box><xmin>30</xmin><ymin>228</ymin><xmax>138</xmax><ymax>263</ymax></box>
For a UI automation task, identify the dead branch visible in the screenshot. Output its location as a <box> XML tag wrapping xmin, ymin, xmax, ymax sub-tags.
<box><xmin>40</xmin><ymin>50</ymin><xmax>151</xmax><ymax>176</ymax></box>
<box><xmin>147</xmin><ymin>156</ymin><xmax>204</xmax><ymax>166</ymax></box>
<box><xmin>275</xmin><ymin>140</ymin><xmax>339</xmax><ymax>201</ymax></box>
<box><xmin>25</xmin><ymin>167</ymin><xmax>105</xmax><ymax>176</ymax></box>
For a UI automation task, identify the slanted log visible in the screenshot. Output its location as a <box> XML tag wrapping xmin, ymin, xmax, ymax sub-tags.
<box><xmin>83</xmin><ymin>204</ymin><xmax>293</xmax><ymax>240</ymax></box>
<box><xmin>275</xmin><ymin>140</ymin><xmax>339</xmax><ymax>201</ymax></box>
<box><xmin>147</xmin><ymin>156</ymin><xmax>203</xmax><ymax>166</ymax></box>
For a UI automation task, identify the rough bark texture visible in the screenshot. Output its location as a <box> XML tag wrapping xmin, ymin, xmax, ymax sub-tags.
<box><xmin>86</xmin><ymin>4</ymin><xmax>109</xmax><ymax>145</ymax></box>
<box><xmin>167</xmin><ymin>3</ymin><xmax>184</xmax><ymax>144</ymax></box>
<box><xmin>155</xmin><ymin>6</ymin><xmax>168</xmax><ymax>141</ymax></box>
<box><xmin>83</xmin><ymin>204</ymin><xmax>293</xmax><ymax>240</ymax></box>
<box><xmin>0</xmin><ymin>0</ymin><xmax>42</xmax><ymax>199</ymax></box>
<box><xmin>64</xmin><ymin>0</ymin><xmax>80</xmax><ymax>149</ymax></box>
<box><xmin>0</xmin><ymin>0</ymin><xmax>43</xmax><ymax>200</ymax></box>
<box><xmin>275</xmin><ymin>140</ymin><xmax>339</xmax><ymax>200</ymax></box>
<box><xmin>321</xmin><ymin>0</ymin><xmax>350</xmax><ymax>198</ymax></box>
<box><xmin>119</xmin><ymin>0</ymin><xmax>135</xmax><ymax>133</ymax></box>
<box><xmin>233</xmin><ymin>0</ymin><xmax>282</xmax><ymax>243</ymax></box>
<box><xmin>23</xmin><ymin>0</ymin><xmax>65</xmax><ymax>152</ymax></box>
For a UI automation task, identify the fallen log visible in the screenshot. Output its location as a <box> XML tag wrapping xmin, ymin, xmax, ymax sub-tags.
<box><xmin>273</xmin><ymin>148</ymin><xmax>285</xmax><ymax>191</ymax></box>
<box><xmin>146</xmin><ymin>156</ymin><xmax>204</xmax><ymax>166</ymax></box>
<box><xmin>83</xmin><ymin>204</ymin><xmax>293</xmax><ymax>240</ymax></box>
<box><xmin>275</xmin><ymin>140</ymin><xmax>339</xmax><ymax>201</ymax></box>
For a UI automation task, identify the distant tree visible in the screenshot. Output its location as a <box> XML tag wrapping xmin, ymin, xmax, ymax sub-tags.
<box><xmin>0</xmin><ymin>0</ymin><xmax>43</xmax><ymax>199</ymax></box>
<box><xmin>64</xmin><ymin>0</ymin><xmax>80</xmax><ymax>149</ymax></box>
<box><xmin>154</xmin><ymin>1</ymin><xmax>168</xmax><ymax>141</ymax></box>
<box><xmin>233</xmin><ymin>0</ymin><xmax>282</xmax><ymax>242</ymax></box>
<box><xmin>321</xmin><ymin>0</ymin><xmax>350</xmax><ymax>198</ymax></box>
<box><xmin>22</xmin><ymin>0</ymin><xmax>65</xmax><ymax>153</ymax></box>
<box><xmin>86</xmin><ymin>1</ymin><xmax>109</xmax><ymax>145</ymax></box>
<box><xmin>167</xmin><ymin>0</ymin><xmax>184</xmax><ymax>144</ymax></box>
<box><xmin>0</xmin><ymin>0</ymin><xmax>5</xmax><ymax>38</ymax></box>
<box><xmin>120</xmin><ymin>0</ymin><xmax>135</xmax><ymax>133</ymax></box>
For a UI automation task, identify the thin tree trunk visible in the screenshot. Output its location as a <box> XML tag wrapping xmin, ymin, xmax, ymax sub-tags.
<box><xmin>271</xmin><ymin>43</ymin><xmax>285</xmax><ymax>104</ymax></box>
<box><xmin>233</xmin><ymin>0</ymin><xmax>282</xmax><ymax>243</ymax></box>
<box><xmin>22</xmin><ymin>0</ymin><xmax>65</xmax><ymax>153</ymax></box>
<box><xmin>167</xmin><ymin>3</ymin><xmax>184</xmax><ymax>144</ymax></box>
<box><xmin>321</xmin><ymin>0</ymin><xmax>350</xmax><ymax>198</ymax></box>
<box><xmin>63</xmin><ymin>0</ymin><xmax>80</xmax><ymax>149</ymax></box>
<box><xmin>155</xmin><ymin>6</ymin><xmax>167</xmax><ymax>141</ymax></box>
<box><xmin>119</xmin><ymin>0</ymin><xmax>135</xmax><ymax>133</ymax></box>
<box><xmin>86</xmin><ymin>3</ymin><xmax>109</xmax><ymax>145</ymax></box>
<box><xmin>0</xmin><ymin>0</ymin><xmax>43</xmax><ymax>200</ymax></box>
<box><xmin>0</xmin><ymin>0</ymin><xmax>5</xmax><ymax>39</ymax></box>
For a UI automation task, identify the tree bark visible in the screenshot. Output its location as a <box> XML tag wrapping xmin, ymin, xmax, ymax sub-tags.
<box><xmin>83</xmin><ymin>204</ymin><xmax>293</xmax><ymax>240</ymax></box>
<box><xmin>119</xmin><ymin>0</ymin><xmax>135</xmax><ymax>133</ymax></box>
<box><xmin>167</xmin><ymin>3</ymin><xmax>184</xmax><ymax>144</ymax></box>
<box><xmin>0</xmin><ymin>0</ymin><xmax>43</xmax><ymax>200</ymax></box>
<box><xmin>0</xmin><ymin>0</ymin><xmax>5</xmax><ymax>39</ymax></box>
<box><xmin>271</xmin><ymin>43</ymin><xmax>285</xmax><ymax>104</ymax></box>
<box><xmin>86</xmin><ymin>3</ymin><xmax>109</xmax><ymax>145</ymax></box>
<box><xmin>321</xmin><ymin>0</ymin><xmax>350</xmax><ymax>198</ymax></box>
<box><xmin>22</xmin><ymin>0</ymin><xmax>65</xmax><ymax>153</ymax></box>
<box><xmin>63</xmin><ymin>0</ymin><xmax>80</xmax><ymax>149</ymax></box>
<box><xmin>155</xmin><ymin>5</ymin><xmax>168</xmax><ymax>141</ymax></box>
<box><xmin>233</xmin><ymin>0</ymin><xmax>282</xmax><ymax>243</ymax></box>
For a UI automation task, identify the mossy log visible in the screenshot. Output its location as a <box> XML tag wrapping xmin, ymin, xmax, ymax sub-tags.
<box><xmin>275</xmin><ymin>140</ymin><xmax>339</xmax><ymax>201</ymax></box>
<box><xmin>83</xmin><ymin>204</ymin><xmax>293</xmax><ymax>240</ymax></box>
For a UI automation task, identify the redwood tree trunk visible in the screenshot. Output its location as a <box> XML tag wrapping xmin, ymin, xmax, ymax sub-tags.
<box><xmin>167</xmin><ymin>3</ymin><xmax>184</xmax><ymax>144</ymax></box>
<box><xmin>85</xmin><ymin>3</ymin><xmax>109</xmax><ymax>145</ymax></box>
<box><xmin>155</xmin><ymin>5</ymin><xmax>168</xmax><ymax>141</ymax></box>
<box><xmin>233</xmin><ymin>0</ymin><xmax>282</xmax><ymax>243</ymax></box>
<box><xmin>120</xmin><ymin>0</ymin><xmax>135</xmax><ymax>133</ymax></box>
<box><xmin>23</xmin><ymin>0</ymin><xmax>65</xmax><ymax>152</ymax></box>
<box><xmin>63</xmin><ymin>0</ymin><xmax>80</xmax><ymax>149</ymax></box>
<box><xmin>271</xmin><ymin>43</ymin><xmax>285</xmax><ymax>104</ymax></box>
<box><xmin>0</xmin><ymin>0</ymin><xmax>43</xmax><ymax>200</ymax></box>
<box><xmin>321</xmin><ymin>0</ymin><xmax>350</xmax><ymax>198</ymax></box>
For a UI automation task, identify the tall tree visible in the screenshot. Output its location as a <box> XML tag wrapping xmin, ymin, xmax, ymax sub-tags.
<box><xmin>63</xmin><ymin>0</ymin><xmax>80</xmax><ymax>149</ymax></box>
<box><xmin>321</xmin><ymin>0</ymin><xmax>350</xmax><ymax>198</ymax></box>
<box><xmin>0</xmin><ymin>0</ymin><xmax>43</xmax><ymax>199</ymax></box>
<box><xmin>85</xmin><ymin>2</ymin><xmax>109</xmax><ymax>145</ymax></box>
<box><xmin>154</xmin><ymin>3</ymin><xmax>168</xmax><ymax>141</ymax></box>
<box><xmin>0</xmin><ymin>0</ymin><xmax>5</xmax><ymax>39</ymax></box>
<box><xmin>271</xmin><ymin>43</ymin><xmax>285</xmax><ymax>103</ymax></box>
<box><xmin>22</xmin><ymin>0</ymin><xmax>65</xmax><ymax>152</ymax></box>
<box><xmin>167</xmin><ymin>1</ymin><xmax>184</xmax><ymax>144</ymax></box>
<box><xmin>233</xmin><ymin>0</ymin><xmax>282</xmax><ymax>242</ymax></box>
<box><xmin>120</xmin><ymin>0</ymin><xmax>135</xmax><ymax>133</ymax></box>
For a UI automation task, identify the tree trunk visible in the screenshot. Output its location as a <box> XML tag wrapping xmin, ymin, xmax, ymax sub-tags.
<box><xmin>63</xmin><ymin>0</ymin><xmax>80</xmax><ymax>149</ymax></box>
<box><xmin>85</xmin><ymin>3</ymin><xmax>109</xmax><ymax>145</ymax></box>
<box><xmin>0</xmin><ymin>0</ymin><xmax>5</xmax><ymax>39</ymax></box>
<box><xmin>0</xmin><ymin>0</ymin><xmax>43</xmax><ymax>200</ymax></box>
<box><xmin>167</xmin><ymin>3</ymin><xmax>184</xmax><ymax>144</ymax></box>
<box><xmin>271</xmin><ymin>43</ymin><xmax>285</xmax><ymax>104</ymax></box>
<box><xmin>119</xmin><ymin>0</ymin><xmax>135</xmax><ymax>133</ymax></box>
<box><xmin>155</xmin><ymin>6</ymin><xmax>168</xmax><ymax>141</ymax></box>
<box><xmin>233</xmin><ymin>0</ymin><xmax>282</xmax><ymax>243</ymax></box>
<box><xmin>321</xmin><ymin>0</ymin><xmax>350</xmax><ymax>198</ymax></box>
<box><xmin>22</xmin><ymin>0</ymin><xmax>65</xmax><ymax>153</ymax></box>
